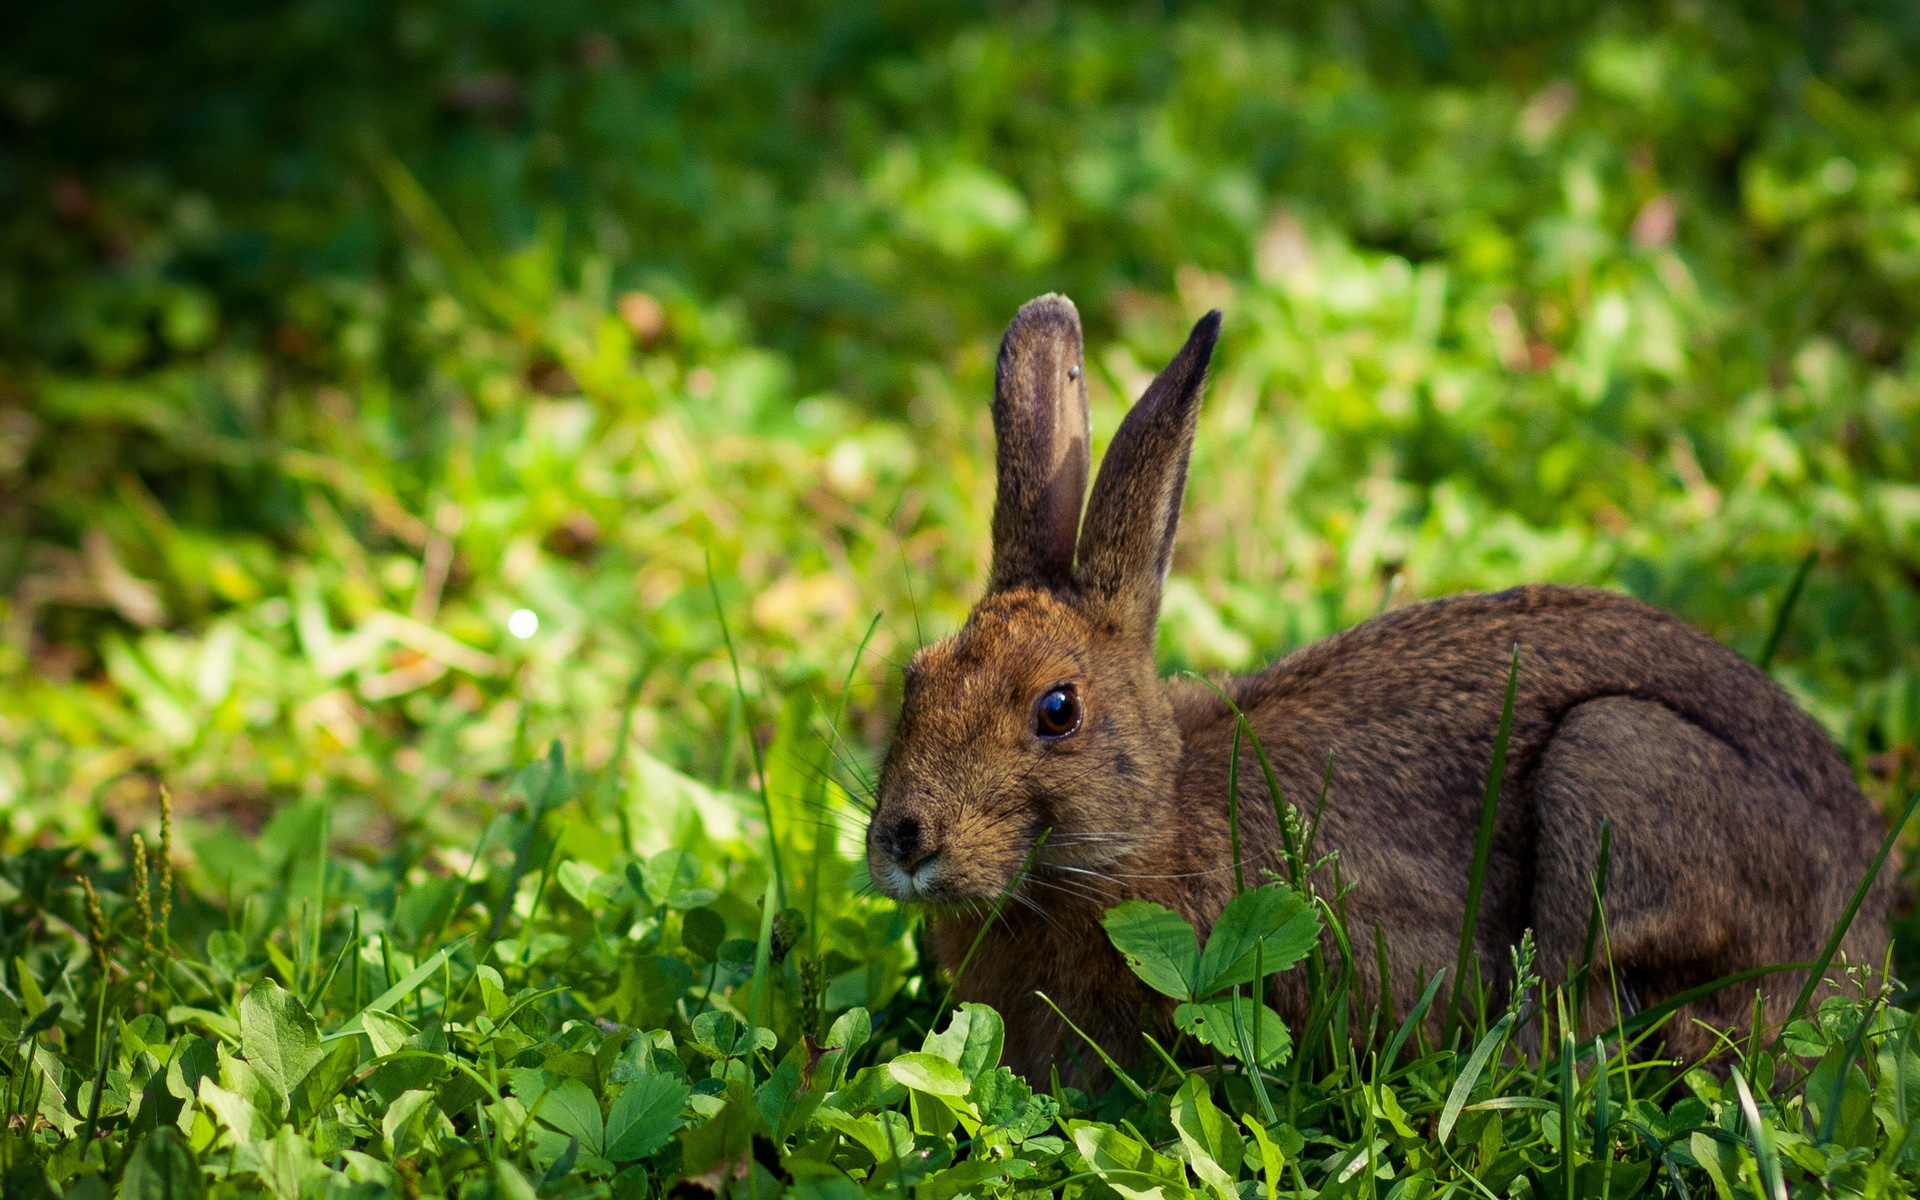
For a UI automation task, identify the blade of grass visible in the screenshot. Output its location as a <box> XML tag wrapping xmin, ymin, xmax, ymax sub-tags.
<box><xmin>1381</xmin><ymin>967</ymin><xmax>1447</xmax><ymax>1072</ymax></box>
<box><xmin>746</xmin><ymin>874</ymin><xmax>779</xmax><ymax>1032</ymax></box>
<box><xmin>324</xmin><ymin>937</ymin><xmax>470</xmax><ymax>1040</ymax></box>
<box><xmin>484</xmin><ymin>740</ymin><xmax>568</xmax><ymax>946</ymax></box>
<box><xmin>1566</xmin><ymin>814</ymin><xmax>1612</xmax><ymax>990</ymax></box>
<box><xmin>707</xmin><ymin>550</ymin><xmax>786</xmax><ymax>906</ymax></box>
<box><xmin>79</xmin><ymin>1019</ymin><xmax>118</xmax><ymax>1145</ymax></box>
<box><xmin>604</xmin><ymin>662</ymin><xmax>650</xmax><ymax>852</ymax></box>
<box><xmin>1438</xmin><ymin>1012</ymin><xmax>1515</xmax><ymax>1144</ymax></box>
<box><xmin>814</xmin><ymin>612</ymin><xmax>883</xmax><ymax>955</ymax></box>
<box><xmin>1784</xmin><ymin>785</ymin><xmax>1918</xmax><ymax>1027</ymax></box>
<box><xmin>1034</xmin><ymin>991</ymin><xmax>1150</xmax><ymax>1103</ymax></box>
<box><xmin>1226</xmin><ymin>722</ymin><xmax>1245</xmax><ymax>895</ymax></box>
<box><xmin>1449</xmin><ymin>644</ymin><xmax>1520</xmax><ymax>1037</ymax></box>
<box><xmin>1730</xmin><ymin>1066</ymin><xmax>1787</xmax><ymax>1200</ymax></box>
<box><xmin>940</xmin><ymin>830</ymin><xmax>1050</xmax><ymax>1015</ymax></box>
<box><xmin>1226</xmin><ymin>987</ymin><xmax>1279</xmax><ymax>1126</ymax></box>
<box><xmin>1757</xmin><ymin>548</ymin><xmax>1817</xmax><ymax>672</ymax></box>
<box><xmin>1558</xmin><ymin>1028</ymin><xmax>1577</xmax><ymax>1200</ymax></box>
<box><xmin>1182</xmin><ymin>674</ymin><xmax>1301</xmax><ymax>882</ymax></box>
<box><xmin>304</xmin><ymin>910</ymin><xmax>360</xmax><ymax>1011</ymax></box>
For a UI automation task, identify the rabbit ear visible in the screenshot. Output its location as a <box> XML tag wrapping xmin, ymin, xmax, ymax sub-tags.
<box><xmin>987</xmin><ymin>294</ymin><xmax>1091</xmax><ymax>593</ymax></box>
<box><xmin>1075</xmin><ymin>310</ymin><xmax>1222</xmax><ymax>632</ymax></box>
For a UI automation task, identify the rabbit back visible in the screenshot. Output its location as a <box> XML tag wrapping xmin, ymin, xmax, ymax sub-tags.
<box><xmin>1176</xmin><ymin>583</ymin><xmax>1890</xmax><ymax>1049</ymax></box>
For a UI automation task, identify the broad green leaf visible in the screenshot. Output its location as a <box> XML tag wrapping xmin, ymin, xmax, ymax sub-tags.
<box><xmin>681</xmin><ymin>907</ymin><xmax>726</xmax><ymax>961</ymax></box>
<box><xmin>491</xmin><ymin>1161</ymin><xmax>540</xmax><ymax>1200</ymax></box>
<box><xmin>922</xmin><ymin>1003</ymin><xmax>1004</xmax><ymax>1080</ymax></box>
<box><xmin>1171</xmin><ymin>1075</ymin><xmax>1244</xmax><ymax>1199</ymax></box>
<box><xmin>888</xmin><ymin>1052</ymin><xmax>971</xmax><ymax>1097</ymax></box>
<box><xmin>678</xmin><ymin>1079</ymin><xmax>764</xmax><ymax>1177</ymax></box>
<box><xmin>1690</xmin><ymin>1132</ymin><xmax>1745</xmax><ymax>1200</ymax></box>
<box><xmin>923</xmin><ymin>1156</ymin><xmax>1032</xmax><ymax>1200</ymax></box>
<box><xmin>476</xmin><ymin>965</ymin><xmax>510</xmax><ymax>1020</ymax></box>
<box><xmin>1071</xmin><ymin>1120</ymin><xmax>1191</xmax><ymax>1200</ymax></box>
<box><xmin>166</xmin><ymin>1035</ymin><xmax>218</xmax><ymax>1102</ymax></box>
<box><xmin>383</xmin><ymin>1087</ymin><xmax>452</xmax><ymax>1160</ymax></box>
<box><xmin>122</xmin><ymin>1128</ymin><xmax>206</xmax><ymax>1200</ymax></box>
<box><xmin>1101</xmin><ymin>900</ymin><xmax>1201</xmax><ymax>1001</ymax></box>
<box><xmin>1195</xmin><ymin>885</ymin><xmax>1321</xmax><ymax>995</ymax></box>
<box><xmin>815</xmin><ymin>1106</ymin><xmax>913</xmax><ymax>1166</ymax></box>
<box><xmin>972</xmin><ymin>1066</ymin><xmax>1034</xmax><ymax>1128</ymax></box>
<box><xmin>360</xmin><ymin>1009</ymin><xmax>416</xmax><ymax>1058</ymax></box>
<box><xmin>1242</xmin><ymin>1118</ymin><xmax>1288</xmax><ymax>1200</ymax></box>
<box><xmin>289</xmin><ymin>1039</ymin><xmax>361</xmax><ymax>1128</ymax></box>
<box><xmin>612</xmin><ymin>955</ymin><xmax>694</xmax><ymax>1027</ymax></box>
<box><xmin>533</xmin><ymin>1077</ymin><xmax>606</xmax><ymax>1155</ymax></box>
<box><xmin>606</xmin><ymin>1073</ymin><xmax>692</xmax><ymax>1161</ymax></box>
<box><xmin>238</xmin><ymin>1124</ymin><xmax>323</xmax><ymax>1200</ymax></box>
<box><xmin>198</xmin><ymin>1076</ymin><xmax>269</xmax><ymax>1144</ymax></box>
<box><xmin>826</xmin><ymin>1007</ymin><xmax>871</xmax><ymax>1053</ymax></box>
<box><xmin>690</xmin><ymin>1010</ymin><xmax>775</xmax><ymax>1058</ymax></box>
<box><xmin>1175</xmin><ymin>997</ymin><xmax>1290</xmax><ymax>1066</ymax></box>
<box><xmin>644</xmin><ymin>849</ymin><xmax>701</xmax><ymax>905</ymax></box>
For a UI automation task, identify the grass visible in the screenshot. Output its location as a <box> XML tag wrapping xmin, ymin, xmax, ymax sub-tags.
<box><xmin>4</xmin><ymin>0</ymin><xmax>1920</xmax><ymax>1195</ymax></box>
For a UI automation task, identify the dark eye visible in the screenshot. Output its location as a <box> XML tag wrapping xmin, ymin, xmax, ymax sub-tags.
<box><xmin>1033</xmin><ymin>686</ymin><xmax>1082</xmax><ymax>739</ymax></box>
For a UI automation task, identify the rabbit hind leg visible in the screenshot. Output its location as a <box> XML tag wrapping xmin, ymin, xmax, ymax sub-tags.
<box><xmin>1527</xmin><ymin>695</ymin><xmax>1818</xmax><ymax>1063</ymax></box>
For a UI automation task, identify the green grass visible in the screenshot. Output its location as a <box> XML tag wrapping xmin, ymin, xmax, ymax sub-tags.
<box><xmin>4</xmin><ymin>0</ymin><xmax>1920</xmax><ymax>1195</ymax></box>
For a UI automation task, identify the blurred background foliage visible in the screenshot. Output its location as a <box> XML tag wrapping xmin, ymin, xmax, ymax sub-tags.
<box><xmin>2</xmin><ymin>0</ymin><xmax>1918</xmax><ymax>901</ymax></box>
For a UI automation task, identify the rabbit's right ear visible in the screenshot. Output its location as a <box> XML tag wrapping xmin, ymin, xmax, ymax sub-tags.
<box><xmin>986</xmin><ymin>294</ymin><xmax>1091</xmax><ymax>594</ymax></box>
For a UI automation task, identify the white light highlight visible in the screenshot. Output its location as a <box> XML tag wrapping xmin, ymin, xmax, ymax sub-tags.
<box><xmin>508</xmin><ymin>609</ymin><xmax>540</xmax><ymax>639</ymax></box>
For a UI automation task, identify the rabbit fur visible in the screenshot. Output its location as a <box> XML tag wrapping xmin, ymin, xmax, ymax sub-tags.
<box><xmin>864</xmin><ymin>293</ymin><xmax>1892</xmax><ymax>1081</ymax></box>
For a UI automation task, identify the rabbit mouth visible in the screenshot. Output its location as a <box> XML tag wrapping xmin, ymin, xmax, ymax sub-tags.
<box><xmin>877</xmin><ymin>853</ymin><xmax>947</xmax><ymax>901</ymax></box>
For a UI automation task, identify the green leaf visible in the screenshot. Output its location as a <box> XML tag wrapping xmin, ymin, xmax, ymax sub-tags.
<box><xmin>888</xmin><ymin>1052</ymin><xmax>971</xmax><ymax>1097</ymax></box>
<box><xmin>166</xmin><ymin>1035</ymin><xmax>218</xmax><ymax>1102</ymax></box>
<box><xmin>612</xmin><ymin>955</ymin><xmax>694</xmax><ymax>1027</ymax></box>
<box><xmin>644</xmin><ymin>849</ymin><xmax>701</xmax><ymax>905</ymax></box>
<box><xmin>289</xmin><ymin>1038</ymin><xmax>361</xmax><ymax>1128</ymax></box>
<box><xmin>122</xmin><ymin>1128</ymin><xmax>206</xmax><ymax>1200</ymax></box>
<box><xmin>690</xmin><ymin>1010</ymin><xmax>775</xmax><ymax>1059</ymax></box>
<box><xmin>815</xmin><ymin>1106</ymin><xmax>913</xmax><ymax>1166</ymax></box>
<box><xmin>1101</xmin><ymin>900</ymin><xmax>1201</xmax><ymax>1001</ymax></box>
<box><xmin>681</xmin><ymin>907</ymin><xmax>726</xmax><ymax>961</ymax></box>
<box><xmin>1242</xmin><ymin>1117</ymin><xmax>1288</xmax><ymax>1200</ymax></box>
<box><xmin>1194</xmin><ymin>885</ymin><xmax>1321</xmax><ymax>996</ymax></box>
<box><xmin>1175</xmin><ymin>997</ymin><xmax>1290</xmax><ymax>1067</ymax></box>
<box><xmin>491</xmin><ymin>1161</ymin><xmax>540</xmax><ymax>1200</ymax></box>
<box><xmin>606</xmin><ymin>1073</ymin><xmax>692</xmax><ymax>1161</ymax></box>
<box><xmin>238</xmin><ymin>1124</ymin><xmax>324</xmax><ymax>1200</ymax></box>
<box><xmin>197</xmin><ymin>1077</ymin><xmax>270</xmax><ymax>1144</ymax></box>
<box><xmin>534</xmin><ymin>1077</ymin><xmax>605</xmax><ymax>1156</ymax></box>
<box><xmin>1171</xmin><ymin>1075</ymin><xmax>1244</xmax><ymax>1199</ymax></box>
<box><xmin>1071</xmin><ymin>1120</ymin><xmax>1191</xmax><ymax>1200</ymax></box>
<box><xmin>360</xmin><ymin>1009</ymin><xmax>416</xmax><ymax>1058</ymax></box>
<box><xmin>922</xmin><ymin>1003</ymin><xmax>1004</xmax><ymax>1080</ymax></box>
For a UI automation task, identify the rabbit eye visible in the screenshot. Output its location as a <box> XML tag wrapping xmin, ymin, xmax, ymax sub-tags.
<box><xmin>1067</xmin><ymin>364</ymin><xmax>1081</xmax><ymax>380</ymax></box>
<box><xmin>1033</xmin><ymin>686</ymin><xmax>1082</xmax><ymax>739</ymax></box>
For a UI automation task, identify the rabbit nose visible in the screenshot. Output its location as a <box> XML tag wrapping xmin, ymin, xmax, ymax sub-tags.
<box><xmin>884</xmin><ymin>815</ymin><xmax>935</xmax><ymax>868</ymax></box>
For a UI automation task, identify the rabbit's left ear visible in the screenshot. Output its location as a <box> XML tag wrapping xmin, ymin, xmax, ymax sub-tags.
<box><xmin>1075</xmin><ymin>311</ymin><xmax>1221</xmax><ymax>635</ymax></box>
<box><xmin>987</xmin><ymin>294</ymin><xmax>1091</xmax><ymax>594</ymax></box>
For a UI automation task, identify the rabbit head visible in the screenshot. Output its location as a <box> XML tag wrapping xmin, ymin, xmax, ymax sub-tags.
<box><xmin>866</xmin><ymin>294</ymin><xmax>1221</xmax><ymax>905</ymax></box>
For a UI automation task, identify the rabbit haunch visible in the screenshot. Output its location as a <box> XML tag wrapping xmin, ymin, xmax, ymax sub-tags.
<box><xmin>864</xmin><ymin>293</ymin><xmax>1891</xmax><ymax>1081</ymax></box>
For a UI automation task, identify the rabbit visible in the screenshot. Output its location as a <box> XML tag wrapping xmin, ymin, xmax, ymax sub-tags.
<box><xmin>864</xmin><ymin>293</ymin><xmax>1893</xmax><ymax>1082</ymax></box>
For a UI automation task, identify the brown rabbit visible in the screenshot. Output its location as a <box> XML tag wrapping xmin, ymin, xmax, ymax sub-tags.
<box><xmin>865</xmin><ymin>294</ymin><xmax>1892</xmax><ymax>1081</ymax></box>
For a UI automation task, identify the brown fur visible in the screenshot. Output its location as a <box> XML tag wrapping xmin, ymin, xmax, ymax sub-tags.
<box><xmin>866</xmin><ymin>294</ymin><xmax>1892</xmax><ymax>1080</ymax></box>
